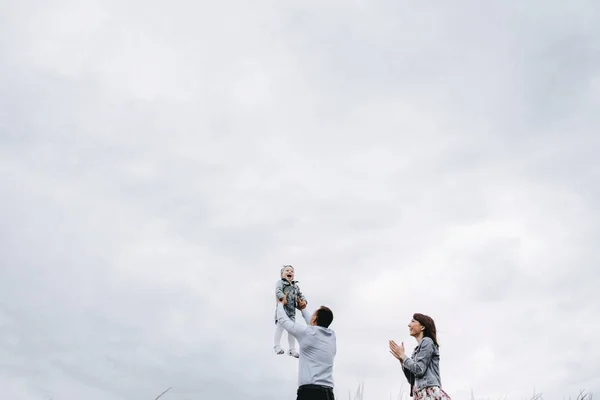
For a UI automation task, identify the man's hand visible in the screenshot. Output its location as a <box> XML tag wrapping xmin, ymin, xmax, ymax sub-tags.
<box><xmin>297</xmin><ymin>299</ymin><xmax>307</xmax><ymax>310</ymax></box>
<box><xmin>389</xmin><ymin>340</ymin><xmax>406</xmax><ymax>362</ymax></box>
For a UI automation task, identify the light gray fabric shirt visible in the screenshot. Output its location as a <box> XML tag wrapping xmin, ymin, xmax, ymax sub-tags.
<box><xmin>276</xmin><ymin>303</ymin><xmax>336</xmax><ymax>388</ymax></box>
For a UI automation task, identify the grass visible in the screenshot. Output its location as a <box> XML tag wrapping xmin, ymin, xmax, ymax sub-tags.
<box><xmin>346</xmin><ymin>383</ymin><xmax>593</xmax><ymax>400</ymax></box>
<box><xmin>145</xmin><ymin>383</ymin><xmax>593</xmax><ymax>400</ymax></box>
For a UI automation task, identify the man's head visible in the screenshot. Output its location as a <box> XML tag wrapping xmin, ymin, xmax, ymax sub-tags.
<box><xmin>310</xmin><ymin>306</ymin><xmax>334</xmax><ymax>328</ymax></box>
<box><xmin>280</xmin><ymin>265</ymin><xmax>294</xmax><ymax>282</ymax></box>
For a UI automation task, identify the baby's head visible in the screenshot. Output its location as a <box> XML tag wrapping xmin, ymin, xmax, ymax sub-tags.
<box><xmin>281</xmin><ymin>265</ymin><xmax>295</xmax><ymax>282</ymax></box>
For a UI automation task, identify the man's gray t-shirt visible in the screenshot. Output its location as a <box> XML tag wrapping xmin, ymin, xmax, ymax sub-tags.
<box><xmin>276</xmin><ymin>303</ymin><xmax>336</xmax><ymax>388</ymax></box>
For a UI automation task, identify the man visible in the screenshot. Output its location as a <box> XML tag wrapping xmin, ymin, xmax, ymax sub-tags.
<box><xmin>276</xmin><ymin>296</ymin><xmax>336</xmax><ymax>400</ymax></box>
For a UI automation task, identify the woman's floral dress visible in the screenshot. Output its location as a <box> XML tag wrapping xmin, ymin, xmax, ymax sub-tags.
<box><xmin>413</xmin><ymin>385</ymin><xmax>452</xmax><ymax>400</ymax></box>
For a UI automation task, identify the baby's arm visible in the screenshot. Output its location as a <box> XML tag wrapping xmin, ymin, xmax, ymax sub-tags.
<box><xmin>275</xmin><ymin>280</ymin><xmax>286</xmax><ymax>301</ymax></box>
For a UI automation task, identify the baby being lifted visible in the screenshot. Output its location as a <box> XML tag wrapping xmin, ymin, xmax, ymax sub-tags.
<box><xmin>273</xmin><ymin>265</ymin><xmax>307</xmax><ymax>358</ymax></box>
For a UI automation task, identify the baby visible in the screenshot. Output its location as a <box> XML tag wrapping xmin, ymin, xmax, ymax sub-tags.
<box><xmin>274</xmin><ymin>264</ymin><xmax>307</xmax><ymax>358</ymax></box>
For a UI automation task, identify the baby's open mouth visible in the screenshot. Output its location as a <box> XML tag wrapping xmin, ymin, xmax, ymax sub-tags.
<box><xmin>287</xmin><ymin>274</ymin><xmax>293</xmax><ymax>278</ymax></box>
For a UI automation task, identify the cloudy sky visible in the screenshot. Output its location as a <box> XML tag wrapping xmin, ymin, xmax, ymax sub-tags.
<box><xmin>1</xmin><ymin>0</ymin><xmax>599</xmax><ymax>399</ymax></box>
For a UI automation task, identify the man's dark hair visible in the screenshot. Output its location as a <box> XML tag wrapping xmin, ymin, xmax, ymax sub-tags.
<box><xmin>315</xmin><ymin>306</ymin><xmax>333</xmax><ymax>328</ymax></box>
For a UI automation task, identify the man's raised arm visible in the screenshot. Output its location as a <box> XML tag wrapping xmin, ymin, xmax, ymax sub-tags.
<box><xmin>300</xmin><ymin>307</ymin><xmax>311</xmax><ymax>325</ymax></box>
<box><xmin>276</xmin><ymin>302</ymin><xmax>307</xmax><ymax>339</ymax></box>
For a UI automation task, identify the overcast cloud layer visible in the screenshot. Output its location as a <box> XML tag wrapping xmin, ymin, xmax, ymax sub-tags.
<box><xmin>1</xmin><ymin>1</ymin><xmax>599</xmax><ymax>399</ymax></box>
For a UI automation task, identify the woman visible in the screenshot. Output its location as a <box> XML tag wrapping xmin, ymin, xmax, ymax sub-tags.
<box><xmin>389</xmin><ymin>313</ymin><xmax>451</xmax><ymax>400</ymax></box>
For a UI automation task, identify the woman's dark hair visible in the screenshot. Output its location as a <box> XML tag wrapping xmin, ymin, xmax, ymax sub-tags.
<box><xmin>413</xmin><ymin>313</ymin><xmax>439</xmax><ymax>347</ymax></box>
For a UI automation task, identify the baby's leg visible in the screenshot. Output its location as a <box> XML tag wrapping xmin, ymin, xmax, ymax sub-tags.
<box><xmin>287</xmin><ymin>324</ymin><xmax>298</xmax><ymax>358</ymax></box>
<box><xmin>287</xmin><ymin>331</ymin><xmax>296</xmax><ymax>350</ymax></box>
<box><xmin>273</xmin><ymin>324</ymin><xmax>284</xmax><ymax>354</ymax></box>
<box><xmin>274</xmin><ymin>324</ymin><xmax>283</xmax><ymax>345</ymax></box>
<box><xmin>287</xmin><ymin>333</ymin><xmax>298</xmax><ymax>358</ymax></box>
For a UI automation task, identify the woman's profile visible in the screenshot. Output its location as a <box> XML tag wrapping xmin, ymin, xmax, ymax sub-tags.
<box><xmin>389</xmin><ymin>313</ymin><xmax>451</xmax><ymax>400</ymax></box>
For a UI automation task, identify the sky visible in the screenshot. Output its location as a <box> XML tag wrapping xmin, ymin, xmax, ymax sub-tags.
<box><xmin>1</xmin><ymin>0</ymin><xmax>599</xmax><ymax>399</ymax></box>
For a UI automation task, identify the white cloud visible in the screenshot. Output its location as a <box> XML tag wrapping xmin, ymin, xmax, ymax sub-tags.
<box><xmin>1</xmin><ymin>0</ymin><xmax>599</xmax><ymax>399</ymax></box>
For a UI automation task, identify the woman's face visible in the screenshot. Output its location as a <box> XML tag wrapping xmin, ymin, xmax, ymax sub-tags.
<box><xmin>408</xmin><ymin>318</ymin><xmax>424</xmax><ymax>337</ymax></box>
